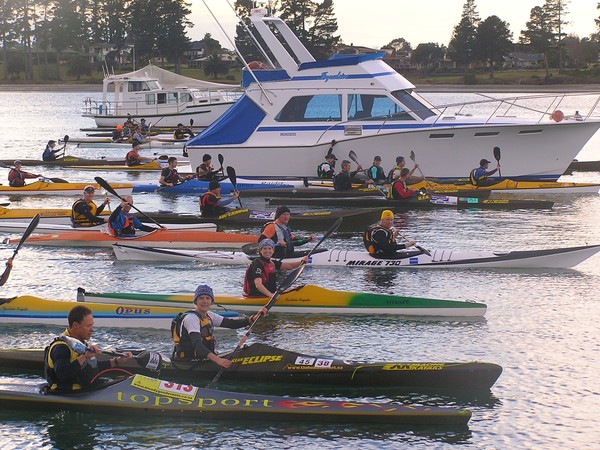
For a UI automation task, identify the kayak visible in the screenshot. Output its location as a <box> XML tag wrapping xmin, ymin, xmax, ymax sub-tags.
<box><xmin>0</xmin><ymin>221</ymin><xmax>217</xmax><ymax>234</ymax></box>
<box><xmin>0</xmin><ymin>295</ymin><xmax>238</xmax><ymax>329</ymax></box>
<box><xmin>0</xmin><ymin>181</ymin><xmax>133</xmax><ymax>196</ymax></box>
<box><xmin>64</xmin><ymin>160</ymin><xmax>169</xmax><ymax>171</ymax></box>
<box><xmin>80</xmin><ymin>284</ymin><xmax>487</xmax><ymax>317</ymax></box>
<box><xmin>0</xmin><ymin>155</ymin><xmax>126</xmax><ymax>167</ymax></box>
<box><xmin>74</xmin><ymin>141</ymin><xmax>184</xmax><ymax>150</ymax></box>
<box><xmin>111</xmin><ymin>243</ymin><xmax>600</xmax><ymax>270</ymax></box>
<box><xmin>133</xmin><ymin>178</ymin><xmax>299</xmax><ymax>194</ymax></box>
<box><xmin>257</xmin><ymin>186</ymin><xmax>491</xmax><ymax>199</ymax></box>
<box><xmin>0</xmin><ymin>374</ymin><xmax>471</xmax><ymax>425</ymax></box>
<box><xmin>3</xmin><ymin>228</ymin><xmax>255</xmax><ymax>249</ymax></box>
<box><xmin>408</xmin><ymin>179</ymin><xmax>600</xmax><ymax>195</ymax></box>
<box><xmin>0</xmin><ymin>343</ymin><xmax>502</xmax><ymax>391</ymax></box>
<box><xmin>268</xmin><ymin>194</ymin><xmax>554</xmax><ymax>210</ymax></box>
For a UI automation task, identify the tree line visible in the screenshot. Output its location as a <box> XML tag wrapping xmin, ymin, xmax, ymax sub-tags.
<box><xmin>1</xmin><ymin>0</ymin><xmax>599</xmax><ymax>82</ymax></box>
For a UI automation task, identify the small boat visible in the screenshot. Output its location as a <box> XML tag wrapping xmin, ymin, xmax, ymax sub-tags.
<box><xmin>0</xmin><ymin>221</ymin><xmax>217</xmax><ymax>234</ymax></box>
<box><xmin>3</xmin><ymin>228</ymin><xmax>256</xmax><ymax>249</ymax></box>
<box><xmin>0</xmin><ymin>155</ymin><xmax>126</xmax><ymax>167</ymax></box>
<box><xmin>0</xmin><ymin>295</ymin><xmax>238</xmax><ymax>329</ymax></box>
<box><xmin>268</xmin><ymin>194</ymin><xmax>554</xmax><ymax>210</ymax></box>
<box><xmin>409</xmin><ymin>179</ymin><xmax>600</xmax><ymax>195</ymax></box>
<box><xmin>82</xmin><ymin>63</ymin><xmax>242</xmax><ymax>128</ymax></box>
<box><xmin>111</xmin><ymin>243</ymin><xmax>600</xmax><ymax>270</ymax></box>
<box><xmin>0</xmin><ymin>343</ymin><xmax>502</xmax><ymax>391</ymax></box>
<box><xmin>0</xmin><ymin>181</ymin><xmax>133</xmax><ymax>196</ymax></box>
<box><xmin>0</xmin><ymin>374</ymin><xmax>471</xmax><ymax>425</ymax></box>
<box><xmin>80</xmin><ymin>284</ymin><xmax>487</xmax><ymax>317</ymax></box>
<box><xmin>133</xmin><ymin>178</ymin><xmax>299</xmax><ymax>194</ymax></box>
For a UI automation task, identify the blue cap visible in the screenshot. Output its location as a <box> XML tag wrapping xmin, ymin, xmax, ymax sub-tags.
<box><xmin>258</xmin><ymin>239</ymin><xmax>275</xmax><ymax>249</ymax></box>
<box><xmin>194</xmin><ymin>284</ymin><xmax>214</xmax><ymax>304</ymax></box>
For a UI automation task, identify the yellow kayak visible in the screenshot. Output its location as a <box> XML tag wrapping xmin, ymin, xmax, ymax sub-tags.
<box><xmin>408</xmin><ymin>179</ymin><xmax>600</xmax><ymax>194</ymax></box>
<box><xmin>0</xmin><ymin>181</ymin><xmax>133</xmax><ymax>196</ymax></box>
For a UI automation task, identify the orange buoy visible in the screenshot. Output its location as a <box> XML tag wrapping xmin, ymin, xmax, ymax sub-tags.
<box><xmin>551</xmin><ymin>110</ymin><xmax>564</xmax><ymax>122</ymax></box>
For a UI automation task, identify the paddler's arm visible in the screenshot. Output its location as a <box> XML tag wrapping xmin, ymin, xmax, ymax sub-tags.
<box><xmin>216</xmin><ymin>191</ymin><xmax>239</xmax><ymax>206</ymax></box>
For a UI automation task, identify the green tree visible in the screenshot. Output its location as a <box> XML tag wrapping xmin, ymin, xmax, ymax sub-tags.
<box><xmin>448</xmin><ymin>0</ymin><xmax>480</xmax><ymax>73</ymax></box>
<box><xmin>0</xmin><ymin>0</ymin><xmax>18</xmax><ymax>80</ymax></box>
<box><xmin>199</xmin><ymin>33</ymin><xmax>221</xmax><ymax>56</ymax></box>
<box><xmin>51</xmin><ymin>0</ymin><xmax>85</xmax><ymax>80</ymax></box>
<box><xmin>156</xmin><ymin>0</ymin><xmax>192</xmax><ymax>72</ymax></box>
<box><xmin>305</xmin><ymin>0</ymin><xmax>339</xmax><ymax>60</ymax></box>
<box><xmin>520</xmin><ymin>5</ymin><xmax>554</xmax><ymax>78</ymax></box>
<box><xmin>383</xmin><ymin>37</ymin><xmax>412</xmax><ymax>54</ymax></box>
<box><xmin>412</xmin><ymin>42</ymin><xmax>445</xmax><ymax>71</ymax></box>
<box><xmin>5</xmin><ymin>49</ymin><xmax>25</xmax><ymax>79</ymax></box>
<box><xmin>203</xmin><ymin>51</ymin><xmax>228</xmax><ymax>79</ymax></box>
<box><xmin>34</xmin><ymin>0</ymin><xmax>53</xmax><ymax>80</ymax></box>
<box><xmin>67</xmin><ymin>53</ymin><xmax>91</xmax><ymax>79</ymax></box>
<box><xmin>474</xmin><ymin>15</ymin><xmax>513</xmax><ymax>79</ymax></box>
<box><xmin>544</xmin><ymin>0</ymin><xmax>570</xmax><ymax>71</ymax></box>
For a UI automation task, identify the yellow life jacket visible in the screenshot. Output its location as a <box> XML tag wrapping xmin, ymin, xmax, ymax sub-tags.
<box><xmin>71</xmin><ymin>199</ymin><xmax>98</xmax><ymax>227</ymax></box>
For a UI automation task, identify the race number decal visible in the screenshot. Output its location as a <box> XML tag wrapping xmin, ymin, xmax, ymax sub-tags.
<box><xmin>131</xmin><ymin>374</ymin><xmax>198</xmax><ymax>400</ymax></box>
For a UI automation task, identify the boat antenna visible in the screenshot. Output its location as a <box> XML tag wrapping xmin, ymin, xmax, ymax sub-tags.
<box><xmin>224</xmin><ymin>0</ymin><xmax>275</xmax><ymax>69</ymax></box>
<box><xmin>201</xmin><ymin>0</ymin><xmax>273</xmax><ymax>105</ymax></box>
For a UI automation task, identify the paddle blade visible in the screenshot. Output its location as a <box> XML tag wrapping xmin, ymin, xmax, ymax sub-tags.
<box><xmin>94</xmin><ymin>176</ymin><xmax>119</xmax><ymax>198</ymax></box>
<box><xmin>493</xmin><ymin>146</ymin><xmax>501</xmax><ymax>162</ymax></box>
<box><xmin>1</xmin><ymin>213</ymin><xmax>40</xmax><ymax>285</ymax></box>
<box><xmin>348</xmin><ymin>150</ymin><xmax>358</xmax><ymax>164</ymax></box>
<box><xmin>63</xmin><ymin>135</ymin><xmax>69</xmax><ymax>144</ymax></box>
<box><xmin>410</xmin><ymin>150</ymin><xmax>416</xmax><ymax>162</ymax></box>
<box><xmin>242</xmin><ymin>242</ymin><xmax>259</xmax><ymax>255</ymax></box>
<box><xmin>190</xmin><ymin>119</ymin><xmax>194</xmax><ymax>128</ymax></box>
<box><xmin>226</xmin><ymin>166</ymin><xmax>237</xmax><ymax>187</ymax></box>
<box><xmin>218</xmin><ymin>153</ymin><xmax>224</xmax><ymax>169</ymax></box>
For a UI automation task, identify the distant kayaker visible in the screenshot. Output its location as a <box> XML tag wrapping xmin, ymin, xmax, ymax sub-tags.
<box><xmin>44</xmin><ymin>305</ymin><xmax>132</xmax><ymax>392</ymax></box>
<box><xmin>125</xmin><ymin>141</ymin><xmax>154</xmax><ymax>167</ymax></box>
<box><xmin>195</xmin><ymin>153</ymin><xmax>221</xmax><ymax>181</ymax></box>
<box><xmin>199</xmin><ymin>180</ymin><xmax>239</xmax><ymax>217</ymax></box>
<box><xmin>470</xmin><ymin>158</ymin><xmax>500</xmax><ymax>186</ymax></box>
<box><xmin>317</xmin><ymin>153</ymin><xmax>337</xmax><ymax>179</ymax></box>
<box><xmin>111</xmin><ymin>125</ymin><xmax>124</xmax><ymax>142</ymax></box>
<box><xmin>71</xmin><ymin>185</ymin><xmax>109</xmax><ymax>227</ymax></box>
<box><xmin>131</xmin><ymin>126</ymin><xmax>149</xmax><ymax>144</ymax></box>
<box><xmin>258</xmin><ymin>206</ymin><xmax>316</xmax><ymax>258</ymax></box>
<box><xmin>109</xmin><ymin>195</ymin><xmax>156</xmax><ymax>237</ymax></box>
<box><xmin>243</xmin><ymin>239</ymin><xmax>307</xmax><ymax>297</ymax></box>
<box><xmin>389</xmin><ymin>168</ymin><xmax>419</xmax><ymax>199</ymax></box>
<box><xmin>159</xmin><ymin>156</ymin><xmax>193</xmax><ymax>187</ymax></box>
<box><xmin>7</xmin><ymin>160</ymin><xmax>41</xmax><ymax>187</ymax></box>
<box><xmin>173</xmin><ymin>123</ymin><xmax>195</xmax><ymax>140</ymax></box>
<box><xmin>171</xmin><ymin>284</ymin><xmax>266</xmax><ymax>367</ymax></box>
<box><xmin>139</xmin><ymin>118</ymin><xmax>150</xmax><ymax>133</ymax></box>
<box><xmin>386</xmin><ymin>156</ymin><xmax>419</xmax><ymax>183</ymax></box>
<box><xmin>363</xmin><ymin>210</ymin><xmax>417</xmax><ymax>258</ymax></box>
<box><xmin>42</xmin><ymin>140</ymin><xmax>64</xmax><ymax>161</ymax></box>
<box><xmin>367</xmin><ymin>155</ymin><xmax>387</xmax><ymax>185</ymax></box>
<box><xmin>333</xmin><ymin>159</ymin><xmax>362</xmax><ymax>191</ymax></box>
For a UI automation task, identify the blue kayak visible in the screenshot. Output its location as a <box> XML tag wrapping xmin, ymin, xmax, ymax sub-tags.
<box><xmin>133</xmin><ymin>179</ymin><xmax>297</xmax><ymax>194</ymax></box>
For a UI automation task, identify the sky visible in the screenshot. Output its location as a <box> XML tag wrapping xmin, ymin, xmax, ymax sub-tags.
<box><xmin>188</xmin><ymin>0</ymin><xmax>599</xmax><ymax>49</ymax></box>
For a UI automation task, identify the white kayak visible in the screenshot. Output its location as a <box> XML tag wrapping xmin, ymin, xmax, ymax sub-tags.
<box><xmin>112</xmin><ymin>243</ymin><xmax>600</xmax><ymax>269</ymax></box>
<box><xmin>0</xmin><ymin>221</ymin><xmax>217</xmax><ymax>234</ymax></box>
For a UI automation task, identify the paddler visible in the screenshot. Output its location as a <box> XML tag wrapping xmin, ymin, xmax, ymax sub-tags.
<box><xmin>366</xmin><ymin>156</ymin><xmax>387</xmax><ymax>185</ymax></box>
<box><xmin>317</xmin><ymin>153</ymin><xmax>337</xmax><ymax>179</ymax></box>
<box><xmin>44</xmin><ymin>305</ymin><xmax>132</xmax><ymax>392</ymax></box>
<box><xmin>159</xmin><ymin>156</ymin><xmax>193</xmax><ymax>187</ymax></box>
<box><xmin>172</xmin><ymin>284</ymin><xmax>266</xmax><ymax>367</ymax></box>
<box><xmin>173</xmin><ymin>123</ymin><xmax>195</xmax><ymax>140</ymax></box>
<box><xmin>71</xmin><ymin>185</ymin><xmax>109</xmax><ymax>227</ymax></box>
<box><xmin>258</xmin><ymin>206</ymin><xmax>316</xmax><ymax>258</ymax></box>
<box><xmin>7</xmin><ymin>160</ymin><xmax>41</xmax><ymax>187</ymax></box>
<box><xmin>243</xmin><ymin>239</ymin><xmax>307</xmax><ymax>297</ymax></box>
<box><xmin>111</xmin><ymin>124</ymin><xmax>124</xmax><ymax>142</ymax></box>
<box><xmin>199</xmin><ymin>180</ymin><xmax>239</xmax><ymax>217</ymax></box>
<box><xmin>386</xmin><ymin>156</ymin><xmax>419</xmax><ymax>183</ymax></box>
<box><xmin>470</xmin><ymin>158</ymin><xmax>500</xmax><ymax>186</ymax></box>
<box><xmin>363</xmin><ymin>210</ymin><xmax>417</xmax><ymax>258</ymax></box>
<box><xmin>108</xmin><ymin>195</ymin><xmax>157</xmax><ymax>237</ymax></box>
<box><xmin>42</xmin><ymin>140</ymin><xmax>64</xmax><ymax>161</ymax></box>
<box><xmin>333</xmin><ymin>159</ymin><xmax>362</xmax><ymax>191</ymax></box>
<box><xmin>389</xmin><ymin>168</ymin><xmax>419</xmax><ymax>199</ymax></box>
<box><xmin>125</xmin><ymin>141</ymin><xmax>154</xmax><ymax>167</ymax></box>
<box><xmin>195</xmin><ymin>153</ymin><xmax>221</xmax><ymax>181</ymax></box>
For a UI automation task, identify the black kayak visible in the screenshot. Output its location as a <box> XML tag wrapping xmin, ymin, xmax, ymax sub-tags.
<box><xmin>268</xmin><ymin>194</ymin><xmax>553</xmax><ymax>210</ymax></box>
<box><xmin>0</xmin><ymin>343</ymin><xmax>502</xmax><ymax>391</ymax></box>
<box><xmin>133</xmin><ymin>208</ymin><xmax>383</xmax><ymax>232</ymax></box>
<box><xmin>0</xmin><ymin>374</ymin><xmax>470</xmax><ymax>425</ymax></box>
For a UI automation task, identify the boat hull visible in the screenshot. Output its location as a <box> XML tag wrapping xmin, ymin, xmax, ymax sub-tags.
<box><xmin>0</xmin><ymin>295</ymin><xmax>237</xmax><ymax>329</ymax></box>
<box><xmin>133</xmin><ymin>178</ymin><xmax>298</xmax><ymax>194</ymax></box>
<box><xmin>0</xmin><ymin>343</ymin><xmax>502</xmax><ymax>391</ymax></box>
<box><xmin>410</xmin><ymin>179</ymin><xmax>600</xmax><ymax>195</ymax></box>
<box><xmin>0</xmin><ymin>181</ymin><xmax>133</xmax><ymax>196</ymax></box>
<box><xmin>81</xmin><ymin>284</ymin><xmax>487</xmax><ymax>317</ymax></box>
<box><xmin>111</xmin><ymin>244</ymin><xmax>600</xmax><ymax>269</ymax></box>
<box><xmin>0</xmin><ymin>375</ymin><xmax>471</xmax><ymax>425</ymax></box>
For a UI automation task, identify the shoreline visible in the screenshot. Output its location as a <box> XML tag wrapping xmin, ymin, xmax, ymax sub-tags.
<box><xmin>2</xmin><ymin>83</ymin><xmax>600</xmax><ymax>93</ymax></box>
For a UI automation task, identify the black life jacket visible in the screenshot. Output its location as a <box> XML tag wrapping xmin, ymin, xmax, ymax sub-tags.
<box><xmin>171</xmin><ymin>310</ymin><xmax>215</xmax><ymax>360</ymax></box>
<box><xmin>163</xmin><ymin>168</ymin><xmax>180</xmax><ymax>185</ymax></box>
<box><xmin>200</xmin><ymin>192</ymin><xmax>227</xmax><ymax>217</ymax></box>
<box><xmin>363</xmin><ymin>224</ymin><xmax>394</xmax><ymax>256</ymax></box>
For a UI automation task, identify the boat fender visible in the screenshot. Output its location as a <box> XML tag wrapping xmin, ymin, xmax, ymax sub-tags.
<box><xmin>551</xmin><ymin>110</ymin><xmax>564</xmax><ymax>122</ymax></box>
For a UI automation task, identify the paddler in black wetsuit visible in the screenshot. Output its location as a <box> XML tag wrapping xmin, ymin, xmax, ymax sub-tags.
<box><xmin>71</xmin><ymin>185</ymin><xmax>109</xmax><ymax>227</ymax></box>
<box><xmin>44</xmin><ymin>305</ymin><xmax>132</xmax><ymax>392</ymax></box>
<box><xmin>363</xmin><ymin>210</ymin><xmax>417</xmax><ymax>258</ymax></box>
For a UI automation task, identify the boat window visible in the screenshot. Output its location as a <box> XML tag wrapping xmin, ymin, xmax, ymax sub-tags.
<box><xmin>348</xmin><ymin>94</ymin><xmax>415</xmax><ymax>121</ymax></box>
<box><xmin>392</xmin><ymin>90</ymin><xmax>436</xmax><ymax>120</ymax></box>
<box><xmin>128</xmin><ymin>81</ymin><xmax>145</xmax><ymax>92</ymax></box>
<box><xmin>179</xmin><ymin>93</ymin><xmax>192</xmax><ymax>103</ymax></box>
<box><xmin>157</xmin><ymin>93</ymin><xmax>166</xmax><ymax>104</ymax></box>
<box><xmin>275</xmin><ymin>95</ymin><xmax>342</xmax><ymax>122</ymax></box>
<box><xmin>146</xmin><ymin>81</ymin><xmax>160</xmax><ymax>90</ymax></box>
<box><xmin>145</xmin><ymin>94</ymin><xmax>156</xmax><ymax>105</ymax></box>
<box><xmin>167</xmin><ymin>93</ymin><xmax>178</xmax><ymax>104</ymax></box>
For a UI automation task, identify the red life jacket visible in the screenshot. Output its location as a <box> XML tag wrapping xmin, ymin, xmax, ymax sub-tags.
<box><xmin>243</xmin><ymin>258</ymin><xmax>277</xmax><ymax>296</ymax></box>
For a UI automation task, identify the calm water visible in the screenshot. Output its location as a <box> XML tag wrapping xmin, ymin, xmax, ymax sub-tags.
<box><xmin>0</xmin><ymin>91</ymin><xmax>600</xmax><ymax>449</ymax></box>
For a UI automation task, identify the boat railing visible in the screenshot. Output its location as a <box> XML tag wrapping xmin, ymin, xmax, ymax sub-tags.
<box><xmin>314</xmin><ymin>91</ymin><xmax>600</xmax><ymax>145</ymax></box>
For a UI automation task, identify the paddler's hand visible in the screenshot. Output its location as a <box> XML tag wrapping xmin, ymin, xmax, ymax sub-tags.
<box><xmin>406</xmin><ymin>240</ymin><xmax>416</xmax><ymax>248</ymax></box>
<box><xmin>114</xmin><ymin>351</ymin><xmax>133</xmax><ymax>366</ymax></box>
<box><xmin>231</xmin><ymin>190</ymin><xmax>240</xmax><ymax>199</ymax></box>
<box><xmin>277</xmin><ymin>239</ymin><xmax>287</xmax><ymax>247</ymax></box>
<box><xmin>250</xmin><ymin>307</ymin><xmax>268</xmax><ymax>323</ymax></box>
<box><xmin>103</xmin><ymin>197</ymin><xmax>110</xmax><ymax>205</ymax></box>
<box><xmin>214</xmin><ymin>356</ymin><xmax>232</xmax><ymax>369</ymax></box>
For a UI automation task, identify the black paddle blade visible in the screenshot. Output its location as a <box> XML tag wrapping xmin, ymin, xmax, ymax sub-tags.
<box><xmin>190</xmin><ymin>119</ymin><xmax>194</xmax><ymax>128</ymax></box>
<box><xmin>410</xmin><ymin>150</ymin><xmax>416</xmax><ymax>162</ymax></box>
<box><xmin>242</xmin><ymin>242</ymin><xmax>259</xmax><ymax>255</ymax></box>
<box><xmin>218</xmin><ymin>153</ymin><xmax>224</xmax><ymax>167</ymax></box>
<box><xmin>95</xmin><ymin>176</ymin><xmax>119</xmax><ymax>198</ymax></box>
<box><xmin>0</xmin><ymin>213</ymin><xmax>40</xmax><ymax>286</ymax></box>
<box><xmin>348</xmin><ymin>150</ymin><xmax>358</xmax><ymax>164</ymax></box>
<box><xmin>135</xmin><ymin>350</ymin><xmax>163</xmax><ymax>371</ymax></box>
<box><xmin>226</xmin><ymin>166</ymin><xmax>237</xmax><ymax>186</ymax></box>
<box><xmin>416</xmin><ymin>245</ymin><xmax>431</xmax><ymax>257</ymax></box>
<box><xmin>493</xmin><ymin>146</ymin><xmax>501</xmax><ymax>162</ymax></box>
<box><xmin>63</xmin><ymin>135</ymin><xmax>69</xmax><ymax>144</ymax></box>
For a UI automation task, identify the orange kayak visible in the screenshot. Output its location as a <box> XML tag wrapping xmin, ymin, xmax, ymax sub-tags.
<box><xmin>6</xmin><ymin>228</ymin><xmax>255</xmax><ymax>249</ymax></box>
<box><xmin>0</xmin><ymin>181</ymin><xmax>133</xmax><ymax>196</ymax></box>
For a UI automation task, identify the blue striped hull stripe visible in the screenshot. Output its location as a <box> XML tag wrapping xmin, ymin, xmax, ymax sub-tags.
<box><xmin>256</xmin><ymin>122</ymin><xmax>493</xmax><ymax>132</ymax></box>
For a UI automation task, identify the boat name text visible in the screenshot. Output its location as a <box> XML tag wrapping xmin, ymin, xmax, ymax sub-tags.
<box><xmin>115</xmin><ymin>306</ymin><xmax>151</xmax><ymax>315</ymax></box>
<box><xmin>382</xmin><ymin>363</ymin><xmax>445</xmax><ymax>371</ymax></box>
<box><xmin>320</xmin><ymin>71</ymin><xmax>348</xmax><ymax>82</ymax></box>
<box><xmin>230</xmin><ymin>355</ymin><xmax>283</xmax><ymax>365</ymax></box>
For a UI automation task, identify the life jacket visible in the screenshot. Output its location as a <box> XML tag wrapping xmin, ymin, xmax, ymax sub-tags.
<box><xmin>261</xmin><ymin>221</ymin><xmax>293</xmax><ymax>257</ymax></box>
<box><xmin>469</xmin><ymin>168</ymin><xmax>486</xmax><ymax>186</ymax></box>
<box><xmin>200</xmin><ymin>191</ymin><xmax>227</xmax><ymax>217</ymax></box>
<box><xmin>125</xmin><ymin>150</ymin><xmax>141</xmax><ymax>166</ymax></box>
<box><xmin>333</xmin><ymin>171</ymin><xmax>351</xmax><ymax>191</ymax></box>
<box><xmin>109</xmin><ymin>212</ymin><xmax>136</xmax><ymax>236</ymax></box>
<box><xmin>8</xmin><ymin>169</ymin><xmax>25</xmax><ymax>187</ymax></box>
<box><xmin>171</xmin><ymin>310</ymin><xmax>215</xmax><ymax>360</ymax></box>
<box><xmin>112</xmin><ymin>130</ymin><xmax>123</xmax><ymax>142</ymax></box>
<box><xmin>44</xmin><ymin>333</ymin><xmax>97</xmax><ymax>392</ymax></box>
<box><xmin>317</xmin><ymin>162</ymin><xmax>334</xmax><ymax>179</ymax></box>
<box><xmin>71</xmin><ymin>199</ymin><xmax>99</xmax><ymax>227</ymax></box>
<box><xmin>162</xmin><ymin>168</ymin><xmax>180</xmax><ymax>185</ymax></box>
<box><xmin>42</xmin><ymin>146</ymin><xmax>58</xmax><ymax>161</ymax></box>
<box><xmin>388</xmin><ymin>180</ymin><xmax>410</xmax><ymax>199</ymax></box>
<box><xmin>385</xmin><ymin>166</ymin><xmax>401</xmax><ymax>184</ymax></box>
<box><xmin>368</xmin><ymin>165</ymin><xmax>385</xmax><ymax>182</ymax></box>
<box><xmin>243</xmin><ymin>257</ymin><xmax>277</xmax><ymax>296</ymax></box>
<box><xmin>363</xmin><ymin>224</ymin><xmax>394</xmax><ymax>256</ymax></box>
<box><xmin>196</xmin><ymin>163</ymin><xmax>215</xmax><ymax>180</ymax></box>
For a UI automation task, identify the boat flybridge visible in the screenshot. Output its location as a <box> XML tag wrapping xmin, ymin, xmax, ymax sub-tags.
<box><xmin>186</xmin><ymin>7</ymin><xmax>600</xmax><ymax>180</ymax></box>
<box><xmin>82</xmin><ymin>64</ymin><xmax>242</xmax><ymax>128</ymax></box>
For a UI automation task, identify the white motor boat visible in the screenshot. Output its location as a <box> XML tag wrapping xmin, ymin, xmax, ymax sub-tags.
<box><xmin>83</xmin><ymin>64</ymin><xmax>242</xmax><ymax>128</ymax></box>
<box><xmin>186</xmin><ymin>8</ymin><xmax>600</xmax><ymax>181</ymax></box>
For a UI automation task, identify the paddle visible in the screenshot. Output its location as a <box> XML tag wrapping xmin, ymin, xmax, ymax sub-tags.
<box><xmin>327</xmin><ymin>140</ymin><xmax>336</xmax><ymax>157</ymax></box>
<box><xmin>394</xmin><ymin>227</ymin><xmax>431</xmax><ymax>257</ymax></box>
<box><xmin>58</xmin><ymin>135</ymin><xmax>69</xmax><ymax>157</ymax></box>
<box><xmin>207</xmin><ymin>216</ymin><xmax>343</xmax><ymax>389</ymax></box>
<box><xmin>226</xmin><ymin>166</ymin><xmax>243</xmax><ymax>208</ymax></box>
<box><xmin>94</xmin><ymin>176</ymin><xmax>165</xmax><ymax>229</ymax></box>
<box><xmin>0</xmin><ymin>214</ymin><xmax>40</xmax><ymax>286</ymax></box>
<box><xmin>0</xmin><ymin>162</ymin><xmax>68</xmax><ymax>184</ymax></box>
<box><xmin>493</xmin><ymin>146</ymin><xmax>502</xmax><ymax>178</ymax></box>
<box><xmin>217</xmin><ymin>153</ymin><xmax>224</xmax><ymax>174</ymax></box>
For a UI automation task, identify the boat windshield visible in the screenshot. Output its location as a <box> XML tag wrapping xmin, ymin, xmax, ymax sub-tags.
<box><xmin>275</xmin><ymin>95</ymin><xmax>342</xmax><ymax>122</ymax></box>
<box><xmin>391</xmin><ymin>90</ymin><xmax>436</xmax><ymax>120</ymax></box>
<box><xmin>128</xmin><ymin>81</ymin><xmax>159</xmax><ymax>92</ymax></box>
<box><xmin>348</xmin><ymin>94</ymin><xmax>416</xmax><ymax>121</ymax></box>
